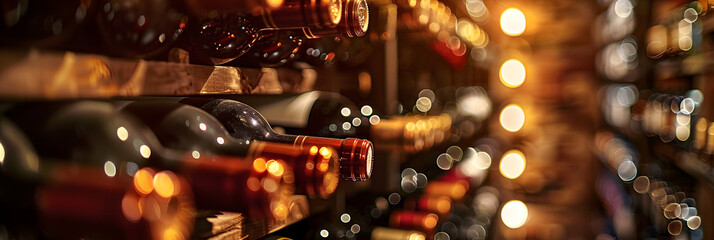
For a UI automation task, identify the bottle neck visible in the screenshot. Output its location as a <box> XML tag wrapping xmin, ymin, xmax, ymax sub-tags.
<box><xmin>180</xmin><ymin>98</ymin><xmax>298</xmax><ymax>143</ymax></box>
<box><xmin>179</xmin><ymin>154</ymin><xmax>294</xmax><ymax>220</ymax></box>
<box><xmin>251</xmin><ymin>0</ymin><xmax>342</xmax><ymax>30</ymax></box>
<box><xmin>248</xmin><ymin>141</ymin><xmax>340</xmax><ymax>198</ymax></box>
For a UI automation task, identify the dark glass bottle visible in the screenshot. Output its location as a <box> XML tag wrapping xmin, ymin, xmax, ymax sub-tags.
<box><xmin>185</xmin><ymin>0</ymin><xmax>341</xmax><ymax>65</ymax></box>
<box><xmin>228</xmin><ymin>29</ymin><xmax>305</xmax><ymax>68</ymax></box>
<box><xmin>228</xmin><ymin>0</ymin><xmax>369</xmax><ymax>68</ymax></box>
<box><xmin>96</xmin><ymin>0</ymin><xmax>188</xmax><ymax>58</ymax></box>
<box><xmin>179</xmin><ymin>97</ymin><xmax>373</xmax><ymax>181</ymax></box>
<box><xmin>249</xmin><ymin>0</ymin><xmax>343</xmax><ymax>30</ymax></box>
<box><xmin>4</xmin><ymin>101</ymin><xmax>295</xmax><ymax>220</ymax></box>
<box><xmin>219</xmin><ymin>91</ymin><xmax>367</xmax><ymax>138</ymax></box>
<box><xmin>185</xmin><ymin>13</ymin><xmax>259</xmax><ymax>65</ymax></box>
<box><xmin>0</xmin><ymin>0</ymin><xmax>95</xmax><ymax>47</ymax></box>
<box><xmin>118</xmin><ymin>100</ymin><xmax>340</xmax><ymax>198</ymax></box>
<box><xmin>389</xmin><ymin>210</ymin><xmax>440</xmax><ymax>237</ymax></box>
<box><xmin>222</xmin><ymin>92</ymin><xmax>452</xmax><ymax>152</ymax></box>
<box><xmin>184</xmin><ymin>0</ymin><xmax>285</xmax><ymax>16</ymax></box>
<box><xmin>0</xmin><ymin>117</ymin><xmax>195</xmax><ymax>239</ymax></box>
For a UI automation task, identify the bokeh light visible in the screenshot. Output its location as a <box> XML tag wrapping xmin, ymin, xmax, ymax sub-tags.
<box><xmin>499</xmin><ymin>150</ymin><xmax>526</xmax><ymax>179</ymax></box>
<box><xmin>501</xmin><ymin>200</ymin><xmax>528</xmax><ymax>228</ymax></box>
<box><xmin>499</xmin><ymin>104</ymin><xmax>525</xmax><ymax>132</ymax></box>
<box><xmin>499</xmin><ymin>59</ymin><xmax>526</xmax><ymax>88</ymax></box>
<box><xmin>500</xmin><ymin>8</ymin><xmax>526</xmax><ymax>36</ymax></box>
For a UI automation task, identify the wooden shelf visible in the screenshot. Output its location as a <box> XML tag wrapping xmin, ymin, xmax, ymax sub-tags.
<box><xmin>197</xmin><ymin>195</ymin><xmax>310</xmax><ymax>240</ymax></box>
<box><xmin>0</xmin><ymin>49</ymin><xmax>315</xmax><ymax>99</ymax></box>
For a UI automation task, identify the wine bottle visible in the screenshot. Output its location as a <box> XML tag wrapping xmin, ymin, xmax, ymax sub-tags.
<box><xmin>118</xmin><ymin>100</ymin><xmax>340</xmax><ymax>198</ymax></box>
<box><xmin>371</xmin><ymin>227</ymin><xmax>427</xmax><ymax>240</ymax></box>
<box><xmin>423</xmin><ymin>180</ymin><xmax>469</xmax><ymax>201</ymax></box>
<box><xmin>0</xmin><ymin>117</ymin><xmax>196</xmax><ymax>239</ymax></box>
<box><xmin>37</xmin><ymin>165</ymin><xmax>195</xmax><ymax>239</ymax></box>
<box><xmin>249</xmin><ymin>0</ymin><xmax>343</xmax><ymax>30</ymax></box>
<box><xmin>179</xmin><ymin>97</ymin><xmax>374</xmax><ymax>181</ymax></box>
<box><xmin>219</xmin><ymin>91</ymin><xmax>451</xmax><ymax>152</ymax></box>
<box><xmin>389</xmin><ymin>210</ymin><xmax>440</xmax><ymax>236</ymax></box>
<box><xmin>4</xmin><ymin>101</ymin><xmax>295</xmax><ymax>219</ymax></box>
<box><xmin>228</xmin><ymin>0</ymin><xmax>368</xmax><ymax>68</ymax></box>
<box><xmin>96</xmin><ymin>0</ymin><xmax>188</xmax><ymax>58</ymax></box>
<box><xmin>211</xmin><ymin>91</ymin><xmax>366</xmax><ymax>138</ymax></box>
<box><xmin>184</xmin><ymin>13</ymin><xmax>259</xmax><ymax>65</ymax></box>
<box><xmin>184</xmin><ymin>0</ymin><xmax>342</xmax><ymax>65</ymax></box>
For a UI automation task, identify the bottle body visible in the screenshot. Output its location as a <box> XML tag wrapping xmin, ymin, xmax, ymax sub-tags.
<box><xmin>0</xmin><ymin>117</ymin><xmax>196</xmax><ymax>239</ymax></box>
<box><xmin>3</xmin><ymin>100</ymin><xmax>295</xmax><ymax>219</ymax></box>
<box><xmin>97</xmin><ymin>0</ymin><xmax>188</xmax><ymax>58</ymax></box>
<box><xmin>180</xmin><ymin>97</ymin><xmax>374</xmax><ymax>181</ymax></box>
<box><xmin>119</xmin><ymin>100</ymin><xmax>341</xmax><ymax>198</ymax></box>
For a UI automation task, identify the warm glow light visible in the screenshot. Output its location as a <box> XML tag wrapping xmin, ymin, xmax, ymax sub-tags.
<box><xmin>499</xmin><ymin>104</ymin><xmax>525</xmax><ymax>132</ymax></box>
<box><xmin>341</xmin><ymin>107</ymin><xmax>351</xmax><ymax>117</ymax></box>
<box><xmin>271</xmin><ymin>201</ymin><xmax>289</xmax><ymax>220</ymax></box>
<box><xmin>162</xmin><ymin>228</ymin><xmax>184</xmax><ymax>240</ymax></box>
<box><xmin>353</xmin><ymin>118</ymin><xmax>362</xmax><ymax>126</ymax></box>
<box><xmin>266</xmin><ymin>160</ymin><xmax>284</xmax><ymax>177</ymax></box>
<box><xmin>370</xmin><ymin>115</ymin><xmax>381</xmax><ymax>125</ymax></box>
<box><xmin>501</xmin><ymin>200</ymin><xmax>528</xmax><ymax>228</ymax></box>
<box><xmin>199</xmin><ymin>123</ymin><xmax>207</xmax><ymax>131</ymax></box>
<box><xmin>246</xmin><ymin>177</ymin><xmax>261</xmax><ymax>192</ymax></box>
<box><xmin>323</xmin><ymin>172</ymin><xmax>339</xmax><ymax>194</ymax></box>
<box><xmin>422</xmin><ymin>213</ymin><xmax>439</xmax><ymax>229</ymax></box>
<box><xmin>266</xmin><ymin>0</ymin><xmax>283</xmax><ymax>8</ymax></box>
<box><xmin>262</xmin><ymin>178</ymin><xmax>278</xmax><ymax>192</ymax></box>
<box><xmin>134</xmin><ymin>168</ymin><xmax>155</xmax><ymax>195</ymax></box>
<box><xmin>153</xmin><ymin>171</ymin><xmax>177</xmax><ymax>198</ymax></box>
<box><xmin>416</xmin><ymin>97</ymin><xmax>432</xmax><ymax>112</ymax></box>
<box><xmin>500</xmin><ymin>8</ymin><xmax>526</xmax><ymax>36</ymax></box>
<box><xmin>688</xmin><ymin>216</ymin><xmax>701</xmax><ymax>230</ymax></box>
<box><xmin>310</xmin><ymin>146</ymin><xmax>319</xmax><ymax>155</ymax></box>
<box><xmin>117</xmin><ymin>127</ymin><xmax>129</xmax><ymax>141</ymax></box>
<box><xmin>499</xmin><ymin>150</ymin><xmax>525</xmax><ymax>179</ymax></box>
<box><xmin>434</xmin><ymin>196</ymin><xmax>452</xmax><ymax>214</ymax></box>
<box><xmin>341</xmin><ymin>213</ymin><xmax>352</xmax><ymax>223</ymax></box>
<box><xmin>104</xmin><ymin>161</ymin><xmax>117</xmax><ymax>177</ymax></box>
<box><xmin>139</xmin><ymin>145</ymin><xmax>151</xmax><ymax>159</ymax></box>
<box><xmin>676</xmin><ymin>125</ymin><xmax>691</xmax><ymax>141</ymax></box>
<box><xmin>0</xmin><ymin>142</ymin><xmax>4</xmax><ymax>165</ymax></box>
<box><xmin>319</xmin><ymin>147</ymin><xmax>332</xmax><ymax>159</ymax></box>
<box><xmin>499</xmin><ymin>59</ymin><xmax>526</xmax><ymax>88</ymax></box>
<box><xmin>216</xmin><ymin>137</ymin><xmax>225</xmax><ymax>144</ymax></box>
<box><xmin>121</xmin><ymin>194</ymin><xmax>142</xmax><ymax>223</ymax></box>
<box><xmin>361</xmin><ymin>105</ymin><xmax>373</xmax><ymax>116</ymax></box>
<box><xmin>317</xmin><ymin>158</ymin><xmax>330</xmax><ymax>172</ymax></box>
<box><xmin>253</xmin><ymin>158</ymin><xmax>267</xmax><ymax>173</ymax></box>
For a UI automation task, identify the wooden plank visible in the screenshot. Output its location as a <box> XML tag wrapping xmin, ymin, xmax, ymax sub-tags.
<box><xmin>0</xmin><ymin>50</ymin><xmax>314</xmax><ymax>99</ymax></box>
<box><xmin>197</xmin><ymin>195</ymin><xmax>309</xmax><ymax>240</ymax></box>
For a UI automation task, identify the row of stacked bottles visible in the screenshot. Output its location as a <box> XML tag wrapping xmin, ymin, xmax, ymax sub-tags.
<box><xmin>596</xmin><ymin>0</ymin><xmax>713</xmax><ymax>239</ymax></box>
<box><xmin>0</xmin><ymin>97</ymin><xmax>376</xmax><ymax>239</ymax></box>
<box><xmin>0</xmin><ymin>0</ymin><xmax>500</xmax><ymax>239</ymax></box>
<box><xmin>0</xmin><ymin>0</ymin><xmax>369</xmax><ymax>66</ymax></box>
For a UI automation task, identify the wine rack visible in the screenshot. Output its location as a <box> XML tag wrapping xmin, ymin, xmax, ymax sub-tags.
<box><xmin>6</xmin><ymin>0</ymin><xmax>714</xmax><ymax>240</ymax></box>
